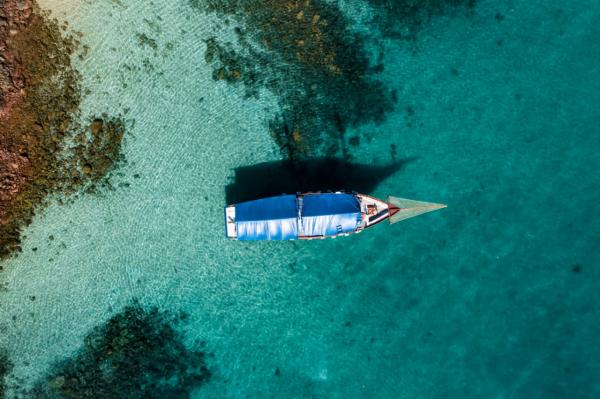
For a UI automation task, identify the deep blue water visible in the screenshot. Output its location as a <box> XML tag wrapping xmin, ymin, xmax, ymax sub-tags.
<box><xmin>1</xmin><ymin>0</ymin><xmax>599</xmax><ymax>398</ymax></box>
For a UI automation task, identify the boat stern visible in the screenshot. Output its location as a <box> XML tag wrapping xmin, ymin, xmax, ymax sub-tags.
<box><xmin>224</xmin><ymin>205</ymin><xmax>237</xmax><ymax>239</ymax></box>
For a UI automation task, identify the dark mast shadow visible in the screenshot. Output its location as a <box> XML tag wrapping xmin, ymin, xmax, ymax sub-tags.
<box><xmin>225</xmin><ymin>157</ymin><xmax>416</xmax><ymax>204</ymax></box>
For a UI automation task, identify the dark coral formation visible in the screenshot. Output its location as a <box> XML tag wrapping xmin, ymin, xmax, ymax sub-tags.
<box><xmin>0</xmin><ymin>1</ymin><xmax>126</xmax><ymax>261</ymax></box>
<box><xmin>191</xmin><ymin>0</ymin><xmax>476</xmax><ymax>159</ymax></box>
<box><xmin>0</xmin><ymin>348</ymin><xmax>12</xmax><ymax>399</ymax></box>
<box><xmin>366</xmin><ymin>0</ymin><xmax>477</xmax><ymax>39</ymax></box>
<box><xmin>193</xmin><ymin>0</ymin><xmax>393</xmax><ymax>159</ymax></box>
<box><xmin>76</xmin><ymin>117</ymin><xmax>126</xmax><ymax>185</ymax></box>
<box><xmin>31</xmin><ymin>305</ymin><xmax>211</xmax><ymax>399</ymax></box>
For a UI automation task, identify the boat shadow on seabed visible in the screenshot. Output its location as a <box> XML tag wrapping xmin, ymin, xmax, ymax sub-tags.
<box><xmin>225</xmin><ymin>157</ymin><xmax>416</xmax><ymax>204</ymax></box>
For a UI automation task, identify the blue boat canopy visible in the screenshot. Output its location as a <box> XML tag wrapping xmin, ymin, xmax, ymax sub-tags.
<box><xmin>235</xmin><ymin>195</ymin><xmax>298</xmax><ymax>240</ymax></box>
<box><xmin>300</xmin><ymin>194</ymin><xmax>361</xmax><ymax>237</ymax></box>
<box><xmin>233</xmin><ymin>193</ymin><xmax>361</xmax><ymax>240</ymax></box>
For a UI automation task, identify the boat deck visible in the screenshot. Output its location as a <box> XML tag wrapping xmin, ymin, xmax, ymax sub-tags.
<box><xmin>357</xmin><ymin>194</ymin><xmax>390</xmax><ymax>229</ymax></box>
<box><xmin>226</xmin><ymin>193</ymin><xmax>394</xmax><ymax>240</ymax></box>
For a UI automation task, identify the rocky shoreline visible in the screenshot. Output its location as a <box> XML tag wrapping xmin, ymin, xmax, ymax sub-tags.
<box><xmin>0</xmin><ymin>0</ymin><xmax>125</xmax><ymax>262</ymax></box>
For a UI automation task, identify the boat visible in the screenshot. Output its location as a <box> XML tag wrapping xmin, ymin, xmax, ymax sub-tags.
<box><xmin>224</xmin><ymin>192</ymin><xmax>446</xmax><ymax>241</ymax></box>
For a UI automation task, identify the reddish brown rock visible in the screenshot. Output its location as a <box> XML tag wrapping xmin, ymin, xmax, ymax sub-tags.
<box><xmin>0</xmin><ymin>0</ymin><xmax>31</xmax><ymax>118</ymax></box>
<box><xmin>0</xmin><ymin>150</ymin><xmax>31</xmax><ymax>223</ymax></box>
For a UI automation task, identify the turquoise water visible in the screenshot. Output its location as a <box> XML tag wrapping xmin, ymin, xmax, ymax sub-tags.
<box><xmin>1</xmin><ymin>0</ymin><xmax>599</xmax><ymax>398</ymax></box>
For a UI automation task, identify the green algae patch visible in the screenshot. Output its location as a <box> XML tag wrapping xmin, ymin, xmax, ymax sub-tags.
<box><xmin>0</xmin><ymin>1</ymin><xmax>127</xmax><ymax>261</ymax></box>
<box><xmin>31</xmin><ymin>305</ymin><xmax>211</xmax><ymax>398</ymax></box>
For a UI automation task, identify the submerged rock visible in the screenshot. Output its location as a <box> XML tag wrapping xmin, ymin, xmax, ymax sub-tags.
<box><xmin>0</xmin><ymin>150</ymin><xmax>31</xmax><ymax>212</ymax></box>
<box><xmin>31</xmin><ymin>305</ymin><xmax>211</xmax><ymax>399</ymax></box>
<box><xmin>79</xmin><ymin>117</ymin><xmax>126</xmax><ymax>184</ymax></box>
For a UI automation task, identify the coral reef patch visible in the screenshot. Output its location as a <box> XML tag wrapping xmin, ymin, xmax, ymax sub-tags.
<box><xmin>191</xmin><ymin>0</ymin><xmax>476</xmax><ymax>159</ymax></box>
<box><xmin>30</xmin><ymin>304</ymin><xmax>211</xmax><ymax>399</ymax></box>
<box><xmin>0</xmin><ymin>1</ymin><xmax>126</xmax><ymax>261</ymax></box>
<box><xmin>192</xmin><ymin>0</ymin><xmax>393</xmax><ymax>159</ymax></box>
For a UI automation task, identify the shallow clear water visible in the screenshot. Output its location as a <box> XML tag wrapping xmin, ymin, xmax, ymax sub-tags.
<box><xmin>1</xmin><ymin>0</ymin><xmax>599</xmax><ymax>398</ymax></box>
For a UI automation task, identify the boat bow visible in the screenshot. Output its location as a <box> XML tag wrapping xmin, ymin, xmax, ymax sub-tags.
<box><xmin>387</xmin><ymin>196</ymin><xmax>447</xmax><ymax>224</ymax></box>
